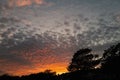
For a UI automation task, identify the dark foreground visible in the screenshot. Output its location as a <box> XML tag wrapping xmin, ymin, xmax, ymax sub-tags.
<box><xmin>0</xmin><ymin>69</ymin><xmax>120</xmax><ymax>80</ymax></box>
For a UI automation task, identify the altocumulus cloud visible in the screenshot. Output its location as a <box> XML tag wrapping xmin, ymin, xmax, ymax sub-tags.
<box><xmin>0</xmin><ymin>0</ymin><xmax>120</xmax><ymax>76</ymax></box>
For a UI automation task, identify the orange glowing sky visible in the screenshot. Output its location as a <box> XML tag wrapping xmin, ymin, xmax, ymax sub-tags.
<box><xmin>6</xmin><ymin>62</ymin><xmax>68</xmax><ymax>76</ymax></box>
<box><xmin>0</xmin><ymin>43</ymin><xmax>72</xmax><ymax>76</ymax></box>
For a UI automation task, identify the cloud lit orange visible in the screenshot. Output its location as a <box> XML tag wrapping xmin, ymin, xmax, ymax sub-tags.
<box><xmin>8</xmin><ymin>0</ymin><xmax>44</xmax><ymax>7</ymax></box>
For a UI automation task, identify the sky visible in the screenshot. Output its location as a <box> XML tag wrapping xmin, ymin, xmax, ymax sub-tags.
<box><xmin>0</xmin><ymin>0</ymin><xmax>120</xmax><ymax>76</ymax></box>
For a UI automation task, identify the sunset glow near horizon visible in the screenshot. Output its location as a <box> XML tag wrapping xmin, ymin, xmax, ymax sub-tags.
<box><xmin>0</xmin><ymin>0</ymin><xmax>120</xmax><ymax>76</ymax></box>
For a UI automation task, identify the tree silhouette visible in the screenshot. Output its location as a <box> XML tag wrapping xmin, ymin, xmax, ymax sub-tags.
<box><xmin>44</xmin><ymin>69</ymin><xmax>56</xmax><ymax>76</ymax></box>
<box><xmin>101</xmin><ymin>43</ymin><xmax>120</xmax><ymax>73</ymax></box>
<box><xmin>67</xmin><ymin>48</ymin><xmax>100</xmax><ymax>71</ymax></box>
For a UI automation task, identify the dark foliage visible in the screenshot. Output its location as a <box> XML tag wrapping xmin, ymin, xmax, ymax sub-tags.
<box><xmin>67</xmin><ymin>48</ymin><xmax>100</xmax><ymax>71</ymax></box>
<box><xmin>101</xmin><ymin>43</ymin><xmax>120</xmax><ymax>74</ymax></box>
<box><xmin>0</xmin><ymin>70</ymin><xmax>58</xmax><ymax>80</ymax></box>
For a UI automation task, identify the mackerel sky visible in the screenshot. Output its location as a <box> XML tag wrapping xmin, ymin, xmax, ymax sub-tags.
<box><xmin>0</xmin><ymin>0</ymin><xmax>120</xmax><ymax>76</ymax></box>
